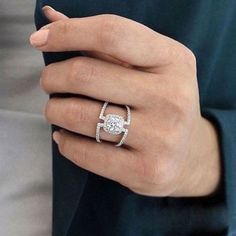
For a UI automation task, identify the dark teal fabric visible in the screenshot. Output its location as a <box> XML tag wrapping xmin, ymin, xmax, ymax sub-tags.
<box><xmin>34</xmin><ymin>1</ymin><xmax>236</xmax><ymax>235</ymax></box>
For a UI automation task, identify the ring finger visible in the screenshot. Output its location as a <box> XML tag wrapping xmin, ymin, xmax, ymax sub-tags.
<box><xmin>44</xmin><ymin>96</ymin><xmax>141</xmax><ymax>148</ymax></box>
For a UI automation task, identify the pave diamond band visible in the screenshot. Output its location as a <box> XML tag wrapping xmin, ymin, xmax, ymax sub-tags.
<box><xmin>96</xmin><ymin>102</ymin><xmax>131</xmax><ymax>147</ymax></box>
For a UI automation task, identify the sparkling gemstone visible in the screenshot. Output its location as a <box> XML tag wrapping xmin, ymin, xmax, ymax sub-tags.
<box><xmin>103</xmin><ymin>114</ymin><xmax>124</xmax><ymax>135</ymax></box>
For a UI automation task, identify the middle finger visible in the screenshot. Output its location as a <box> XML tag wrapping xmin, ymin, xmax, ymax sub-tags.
<box><xmin>40</xmin><ymin>56</ymin><xmax>155</xmax><ymax>108</ymax></box>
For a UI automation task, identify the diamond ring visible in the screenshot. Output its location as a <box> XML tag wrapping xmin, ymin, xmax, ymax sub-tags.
<box><xmin>96</xmin><ymin>102</ymin><xmax>131</xmax><ymax>147</ymax></box>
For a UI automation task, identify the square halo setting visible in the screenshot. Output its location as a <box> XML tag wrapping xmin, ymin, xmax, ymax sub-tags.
<box><xmin>103</xmin><ymin>114</ymin><xmax>125</xmax><ymax>135</ymax></box>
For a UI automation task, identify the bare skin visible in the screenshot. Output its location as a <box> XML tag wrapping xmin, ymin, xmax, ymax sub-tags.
<box><xmin>30</xmin><ymin>6</ymin><xmax>221</xmax><ymax>197</ymax></box>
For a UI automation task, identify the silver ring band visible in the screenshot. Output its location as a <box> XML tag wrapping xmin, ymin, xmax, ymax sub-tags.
<box><xmin>96</xmin><ymin>102</ymin><xmax>131</xmax><ymax>147</ymax></box>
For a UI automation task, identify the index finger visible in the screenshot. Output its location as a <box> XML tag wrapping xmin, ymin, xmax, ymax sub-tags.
<box><xmin>30</xmin><ymin>14</ymin><xmax>178</xmax><ymax>67</ymax></box>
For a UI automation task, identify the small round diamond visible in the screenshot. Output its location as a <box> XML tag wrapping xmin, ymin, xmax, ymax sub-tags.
<box><xmin>103</xmin><ymin>114</ymin><xmax>124</xmax><ymax>135</ymax></box>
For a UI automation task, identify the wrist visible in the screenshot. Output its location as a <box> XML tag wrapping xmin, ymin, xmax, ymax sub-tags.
<box><xmin>172</xmin><ymin>117</ymin><xmax>221</xmax><ymax>197</ymax></box>
<box><xmin>196</xmin><ymin>117</ymin><xmax>221</xmax><ymax>196</ymax></box>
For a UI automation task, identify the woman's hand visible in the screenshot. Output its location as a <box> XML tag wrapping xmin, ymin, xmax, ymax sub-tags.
<box><xmin>30</xmin><ymin>6</ymin><xmax>220</xmax><ymax>197</ymax></box>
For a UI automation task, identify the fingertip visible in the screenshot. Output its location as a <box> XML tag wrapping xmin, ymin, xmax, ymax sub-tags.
<box><xmin>42</xmin><ymin>5</ymin><xmax>56</xmax><ymax>13</ymax></box>
<box><xmin>29</xmin><ymin>29</ymin><xmax>49</xmax><ymax>48</ymax></box>
<box><xmin>53</xmin><ymin>131</ymin><xmax>61</xmax><ymax>145</ymax></box>
<box><xmin>42</xmin><ymin>5</ymin><xmax>68</xmax><ymax>22</ymax></box>
<box><xmin>42</xmin><ymin>5</ymin><xmax>56</xmax><ymax>21</ymax></box>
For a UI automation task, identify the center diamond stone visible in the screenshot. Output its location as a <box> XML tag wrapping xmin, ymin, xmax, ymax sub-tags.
<box><xmin>103</xmin><ymin>114</ymin><xmax>124</xmax><ymax>135</ymax></box>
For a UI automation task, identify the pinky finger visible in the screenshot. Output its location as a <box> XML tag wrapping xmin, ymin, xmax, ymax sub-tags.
<box><xmin>53</xmin><ymin>129</ymin><xmax>138</xmax><ymax>186</ymax></box>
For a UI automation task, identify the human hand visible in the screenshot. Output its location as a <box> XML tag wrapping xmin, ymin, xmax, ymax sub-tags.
<box><xmin>30</xmin><ymin>6</ymin><xmax>220</xmax><ymax>197</ymax></box>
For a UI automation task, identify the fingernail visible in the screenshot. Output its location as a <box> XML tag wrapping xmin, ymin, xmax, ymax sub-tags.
<box><xmin>42</xmin><ymin>5</ymin><xmax>56</xmax><ymax>12</ymax></box>
<box><xmin>30</xmin><ymin>29</ymin><xmax>49</xmax><ymax>47</ymax></box>
<box><xmin>53</xmin><ymin>131</ymin><xmax>61</xmax><ymax>144</ymax></box>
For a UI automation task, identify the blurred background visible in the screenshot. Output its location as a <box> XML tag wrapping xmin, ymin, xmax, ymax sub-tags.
<box><xmin>0</xmin><ymin>1</ymin><xmax>52</xmax><ymax>235</ymax></box>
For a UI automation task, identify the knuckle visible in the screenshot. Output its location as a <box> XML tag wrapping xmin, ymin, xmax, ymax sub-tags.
<box><xmin>57</xmin><ymin>19</ymin><xmax>73</xmax><ymax>37</ymax></box>
<box><xmin>134</xmin><ymin>154</ymin><xmax>160</xmax><ymax>186</ymax></box>
<box><xmin>65</xmin><ymin>99</ymin><xmax>87</xmax><ymax>127</ymax></box>
<box><xmin>98</xmin><ymin>14</ymin><xmax>123</xmax><ymax>50</ymax></box>
<box><xmin>68</xmin><ymin>58</ymin><xmax>95</xmax><ymax>88</ymax></box>
<box><xmin>183</xmin><ymin>47</ymin><xmax>197</xmax><ymax>65</ymax></box>
<box><xmin>165</xmin><ymin>41</ymin><xmax>176</xmax><ymax>61</ymax></box>
<box><xmin>160</xmin><ymin>85</ymin><xmax>193</xmax><ymax>123</ymax></box>
<box><xmin>177</xmin><ymin>44</ymin><xmax>197</xmax><ymax>68</ymax></box>
<box><xmin>128</xmin><ymin>151</ymin><xmax>180</xmax><ymax>196</ymax></box>
<box><xmin>130</xmin><ymin>157</ymin><xmax>175</xmax><ymax>196</ymax></box>
<box><xmin>159</xmin><ymin>96</ymin><xmax>185</xmax><ymax>131</ymax></box>
<box><xmin>174</xmin><ymin>84</ymin><xmax>196</xmax><ymax>115</ymax></box>
<box><xmin>150</xmin><ymin>158</ymin><xmax>174</xmax><ymax>188</ymax></box>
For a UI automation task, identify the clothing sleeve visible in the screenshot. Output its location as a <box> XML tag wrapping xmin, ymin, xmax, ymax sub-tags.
<box><xmin>201</xmin><ymin>108</ymin><xmax>236</xmax><ymax>235</ymax></box>
<box><xmin>196</xmin><ymin>3</ymin><xmax>236</xmax><ymax>234</ymax></box>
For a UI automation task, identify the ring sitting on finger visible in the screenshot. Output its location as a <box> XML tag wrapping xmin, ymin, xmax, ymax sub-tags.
<box><xmin>96</xmin><ymin>101</ymin><xmax>131</xmax><ymax>147</ymax></box>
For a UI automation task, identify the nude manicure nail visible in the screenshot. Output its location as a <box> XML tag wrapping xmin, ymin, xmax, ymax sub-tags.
<box><xmin>53</xmin><ymin>132</ymin><xmax>61</xmax><ymax>145</ymax></box>
<box><xmin>42</xmin><ymin>5</ymin><xmax>56</xmax><ymax>12</ymax></box>
<box><xmin>30</xmin><ymin>29</ymin><xmax>49</xmax><ymax>47</ymax></box>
